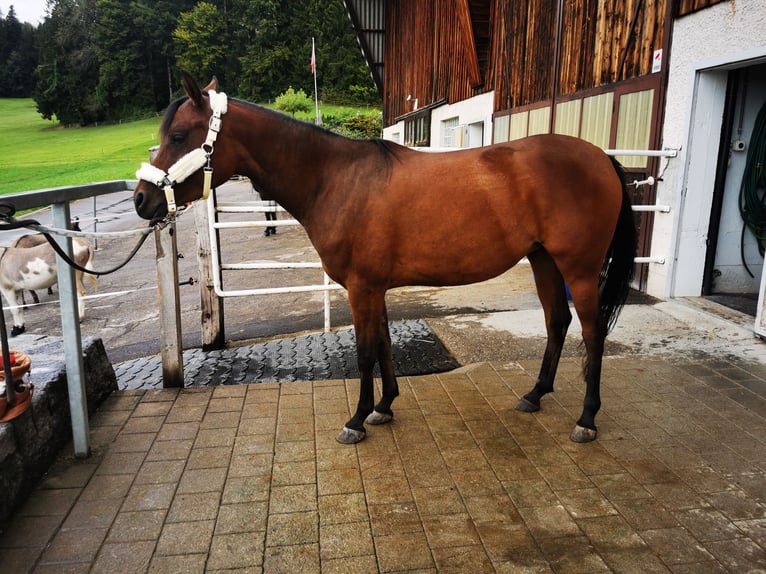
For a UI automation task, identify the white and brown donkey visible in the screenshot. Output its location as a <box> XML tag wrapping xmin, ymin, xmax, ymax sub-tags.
<box><xmin>0</xmin><ymin>234</ymin><xmax>97</xmax><ymax>335</ymax></box>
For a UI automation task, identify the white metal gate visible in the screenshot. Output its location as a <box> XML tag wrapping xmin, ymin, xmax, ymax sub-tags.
<box><xmin>205</xmin><ymin>188</ymin><xmax>343</xmax><ymax>331</ymax></box>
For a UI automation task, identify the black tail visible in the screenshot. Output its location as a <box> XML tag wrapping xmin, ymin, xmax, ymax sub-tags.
<box><xmin>599</xmin><ymin>157</ymin><xmax>638</xmax><ymax>332</ymax></box>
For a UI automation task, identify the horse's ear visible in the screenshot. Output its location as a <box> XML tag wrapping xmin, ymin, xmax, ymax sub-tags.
<box><xmin>180</xmin><ymin>71</ymin><xmax>204</xmax><ymax>107</ymax></box>
<box><xmin>203</xmin><ymin>77</ymin><xmax>219</xmax><ymax>92</ymax></box>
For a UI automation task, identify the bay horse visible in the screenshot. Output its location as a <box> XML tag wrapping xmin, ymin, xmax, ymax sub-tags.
<box><xmin>134</xmin><ymin>74</ymin><xmax>637</xmax><ymax>444</ymax></box>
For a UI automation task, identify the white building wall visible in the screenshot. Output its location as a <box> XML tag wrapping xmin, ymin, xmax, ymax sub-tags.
<box><xmin>382</xmin><ymin>92</ymin><xmax>495</xmax><ymax>148</ymax></box>
<box><xmin>649</xmin><ymin>0</ymin><xmax>766</xmax><ymax>298</ymax></box>
<box><xmin>382</xmin><ymin>121</ymin><xmax>404</xmax><ymax>143</ymax></box>
<box><xmin>429</xmin><ymin>92</ymin><xmax>495</xmax><ymax>148</ymax></box>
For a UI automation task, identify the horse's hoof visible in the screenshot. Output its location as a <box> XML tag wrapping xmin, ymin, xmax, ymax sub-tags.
<box><xmin>336</xmin><ymin>426</ymin><xmax>366</xmax><ymax>444</ymax></box>
<box><xmin>514</xmin><ymin>397</ymin><xmax>540</xmax><ymax>413</ymax></box>
<box><xmin>570</xmin><ymin>425</ymin><xmax>597</xmax><ymax>443</ymax></box>
<box><xmin>366</xmin><ymin>410</ymin><xmax>393</xmax><ymax>425</ymax></box>
<box><xmin>10</xmin><ymin>325</ymin><xmax>25</xmax><ymax>337</ymax></box>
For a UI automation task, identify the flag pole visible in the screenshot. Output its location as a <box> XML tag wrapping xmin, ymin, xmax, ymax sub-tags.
<box><xmin>312</xmin><ymin>37</ymin><xmax>321</xmax><ymax>125</ymax></box>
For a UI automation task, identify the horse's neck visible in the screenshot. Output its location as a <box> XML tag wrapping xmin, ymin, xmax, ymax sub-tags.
<box><xmin>229</xmin><ymin>102</ymin><xmax>354</xmax><ymax>221</ymax></box>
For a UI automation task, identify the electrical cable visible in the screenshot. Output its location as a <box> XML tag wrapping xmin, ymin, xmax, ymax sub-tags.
<box><xmin>738</xmin><ymin>99</ymin><xmax>766</xmax><ymax>277</ymax></box>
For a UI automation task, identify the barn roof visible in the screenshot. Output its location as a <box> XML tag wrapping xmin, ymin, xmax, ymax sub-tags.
<box><xmin>344</xmin><ymin>1</ymin><xmax>494</xmax><ymax>97</ymax></box>
<box><xmin>343</xmin><ymin>0</ymin><xmax>386</xmax><ymax>93</ymax></box>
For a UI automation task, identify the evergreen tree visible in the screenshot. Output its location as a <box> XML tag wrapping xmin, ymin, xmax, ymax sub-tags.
<box><xmin>34</xmin><ymin>0</ymin><xmax>100</xmax><ymax>125</ymax></box>
<box><xmin>233</xmin><ymin>0</ymin><xmax>292</xmax><ymax>102</ymax></box>
<box><xmin>305</xmin><ymin>0</ymin><xmax>376</xmax><ymax>105</ymax></box>
<box><xmin>0</xmin><ymin>7</ymin><xmax>38</xmax><ymax>97</ymax></box>
<box><xmin>173</xmin><ymin>2</ymin><xmax>228</xmax><ymax>85</ymax></box>
<box><xmin>96</xmin><ymin>0</ymin><xmax>153</xmax><ymax>118</ymax></box>
<box><xmin>29</xmin><ymin>0</ymin><xmax>379</xmax><ymax>125</ymax></box>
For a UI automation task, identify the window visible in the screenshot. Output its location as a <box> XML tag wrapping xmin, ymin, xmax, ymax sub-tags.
<box><xmin>580</xmin><ymin>92</ymin><xmax>614</xmax><ymax>149</ymax></box>
<box><xmin>404</xmin><ymin>108</ymin><xmax>431</xmax><ymax>146</ymax></box>
<box><xmin>441</xmin><ymin>117</ymin><xmax>460</xmax><ymax>147</ymax></box>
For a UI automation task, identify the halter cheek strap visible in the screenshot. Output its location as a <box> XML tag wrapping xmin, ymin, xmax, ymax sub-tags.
<box><xmin>136</xmin><ymin>90</ymin><xmax>228</xmax><ymax>215</ymax></box>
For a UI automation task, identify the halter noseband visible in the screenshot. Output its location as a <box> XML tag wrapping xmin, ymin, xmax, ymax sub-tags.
<box><xmin>136</xmin><ymin>90</ymin><xmax>228</xmax><ymax>215</ymax></box>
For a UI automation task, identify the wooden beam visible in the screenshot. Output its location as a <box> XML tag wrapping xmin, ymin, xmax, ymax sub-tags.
<box><xmin>456</xmin><ymin>0</ymin><xmax>483</xmax><ymax>87</ymax></box>
<box><xmin>154</xmin><ymin>222</ymin><xmax>184</xmax><ymax>388</ymax></box>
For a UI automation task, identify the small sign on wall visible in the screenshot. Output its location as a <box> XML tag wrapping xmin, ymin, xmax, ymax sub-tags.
<box><xmin>652</xmin><ymin>49</ymin><xmax>663</xmax><ymax>74</ymax></box>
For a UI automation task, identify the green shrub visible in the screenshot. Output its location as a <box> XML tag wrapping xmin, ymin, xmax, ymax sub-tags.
<box><xmin>275</xmin><ymin>87</ymin><xmax>312</xmax><ymax>116</ymax></box>
<box><xmin>320</xmin><ymin>84</ymin><xmax>380</xmax><ymax>107</ymax></box>
<box><xmin>331</xmin><ymin>112</ymin><xmax>382</xmax><ymax>139</ymax></box>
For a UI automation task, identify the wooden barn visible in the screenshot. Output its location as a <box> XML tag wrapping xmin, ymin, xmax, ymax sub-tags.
<box><xmin>344</xmin><ymin>0</ymin><xmax>766</xmax><ymax>332</ymax></box>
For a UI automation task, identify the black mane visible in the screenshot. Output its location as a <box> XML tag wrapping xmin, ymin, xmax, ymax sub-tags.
<box><xmin>370</xmin><ymin>138</ymin><xmax>404</xmax><ymax>162</ymax></box>
<box><xmin>234</xmin><ymin>98</ymin><xmax>401</xmax><ymax>165</ymax></box>
<box><xmin>160</xmin><ymin>96</ymin><xmax>188</xmax><ymax>136</ymax></box>
<box><xmin>234</xmin><ymin>98</ymin><xmax>346</xmax><ymax>140</ymax></box>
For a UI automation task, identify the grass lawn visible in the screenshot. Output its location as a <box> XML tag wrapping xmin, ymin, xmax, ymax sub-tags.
<box><xmin>0</xmin><ymin>99</ymin><xmax>161</xmax><ymax>196</ymax></box>
<box><xmin>0</xmin><ymin>98</ymin><xmax>381</xmax><ymax>197</ymax></box>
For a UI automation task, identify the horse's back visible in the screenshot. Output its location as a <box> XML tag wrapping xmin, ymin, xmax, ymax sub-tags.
<box><xmin>372</xmin><ymin>135</ymin><xmax>622</xmax><ymax>285</ymax></box>
<box><xmin>391</xmin><ymin>134</ymin><xmax>619</xmax><ymax>217</ymax></box>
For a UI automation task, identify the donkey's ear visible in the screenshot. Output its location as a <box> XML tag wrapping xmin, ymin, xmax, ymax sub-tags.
<box><xmin>180</xmin><ymin>71</ymin><xmax>204</xmax><ymax>107</ymax></box>
<box><xmin>203</xmin><ymin>77</ymin><xmax>219</xmax><ymax>92</ymax></box>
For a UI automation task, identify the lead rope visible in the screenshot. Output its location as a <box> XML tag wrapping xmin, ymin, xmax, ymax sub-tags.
<box><xmin>0</xmin><ymin>203</ymin><xmax>156</xmax><ymax>276</ymax></box>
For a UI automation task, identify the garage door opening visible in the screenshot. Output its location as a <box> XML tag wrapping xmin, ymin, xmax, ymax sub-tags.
<box><xmin>703</xmin><ymin>63</ymin><xmax>766</xmax><ymax>316</ymax></box>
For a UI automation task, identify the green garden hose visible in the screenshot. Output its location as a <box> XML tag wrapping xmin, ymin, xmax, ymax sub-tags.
<box><xmin>739</xmin><ymin>99</ymin><xmax>766</xmax><ymax>277</ymax></box>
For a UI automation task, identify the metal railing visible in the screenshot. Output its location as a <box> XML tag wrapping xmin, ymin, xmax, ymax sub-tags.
<box><xmin>604</xmin><ymin>148</ymin><xmax>678</xmax><ymax>266</ymax></box>
<box><xmin>0</xmin><ymin>181</ymin><xmax>138</xmax><ymax>457</ymax></box>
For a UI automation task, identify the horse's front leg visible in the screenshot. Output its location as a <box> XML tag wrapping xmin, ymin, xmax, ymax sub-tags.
<box><xmin>337</xmin><ymin>286</ymin><xmax>387</xmax><ymax>444</ymax></box>
<box><xmin>366</xmin><ymin>304</ymin><xmax>399</xmax><ymax>425</ymax></box>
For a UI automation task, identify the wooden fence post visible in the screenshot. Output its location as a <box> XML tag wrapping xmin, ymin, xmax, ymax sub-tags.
<box><xmin>154</xmin><ymin>221</ymin><xmax>184</xmax><ymax>387</ymax></box>
<box><xmin>195</xmin><ymin>195</ymin><xmax>225</xmax><ymax>350</ymax></box>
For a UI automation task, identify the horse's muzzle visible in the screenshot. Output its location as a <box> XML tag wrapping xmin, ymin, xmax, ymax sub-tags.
<box><xmin>133</xmin><ymin>182</ymin><xmax>167</xmax><ymax>222</ymax></box>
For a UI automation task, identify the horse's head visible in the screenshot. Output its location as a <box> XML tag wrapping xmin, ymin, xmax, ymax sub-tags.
<box><xmin>133</xmin><ymin>73</ymin><xmax>233</xmax><ymax>221</ymax></box>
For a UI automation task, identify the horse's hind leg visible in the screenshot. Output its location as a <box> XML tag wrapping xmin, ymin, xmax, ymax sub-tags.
<box><xmin>515</xmin><ymin>249</ymin><xmax>572</xmax><ymax>413</ymax></box>
<box><xmin>366</xmin><ymin>304</ymin><xmax>399</xmax><ymax>425</ymax></box>
<box><xmin>337</xmin><ymin>285</ymin><xmax>387</xmax><ymax>444</ymax></box>
<box><xmin>567</xmin><ymin>278</ymin><xmax>608</xmax><ymax>443</ymax></box>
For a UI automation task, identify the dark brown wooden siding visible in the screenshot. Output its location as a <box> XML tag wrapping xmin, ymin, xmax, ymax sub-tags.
<box><xmin>675</xmin><ymin>0</ymin><xmax>728</xmax><ymax>17</ymax></box>
<box><xmin>384</xmin><ymin>0</ymin><xmax>489</xmax><ymax>122</ymax></box>
<box><xmin>380</xmin><ymin>0</ymin><xmax>680</xmax><ymax>123</ymax></box>
<box><xmin>492</xmin><ymin>0</ymin><xmax>670</xmax><ymax>112</ymax></box>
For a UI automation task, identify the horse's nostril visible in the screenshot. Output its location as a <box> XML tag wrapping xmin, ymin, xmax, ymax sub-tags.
<box><xmin>134</xmin><ymin>192</ymin><xmax>144</xmax><ymax>210</ymax></box>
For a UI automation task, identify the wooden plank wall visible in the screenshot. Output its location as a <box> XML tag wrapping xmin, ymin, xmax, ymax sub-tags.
<box><xmin>493</xmin><ymin>0</ymin><xmax>670</xmax><ymax>111</ymax></box>
<box><xmin>383</xmin><ymin>0</ymin><xmax>722</xmax><ymax>123</ymax></box>
<box><xmin>384</xmin><ymin>0</ymin><xmax>487</xmax><ymax>121</ymax></box>
<box><xmin>676</xmin><ymin>0</ymin><xmax>728</xmax><ymax>17</ymax></box>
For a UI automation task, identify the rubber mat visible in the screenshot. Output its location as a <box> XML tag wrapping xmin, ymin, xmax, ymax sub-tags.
<box><xmin>115</xmin><ymin>319</ymin><xmax>459</xmax><ymax>390</ymax></box>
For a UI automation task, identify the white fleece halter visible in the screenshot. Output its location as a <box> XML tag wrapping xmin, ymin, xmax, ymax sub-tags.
<box><xmin>136</xmin><ymin>90</ymin><xmax>228</xmax><ymax>215</ymax></box>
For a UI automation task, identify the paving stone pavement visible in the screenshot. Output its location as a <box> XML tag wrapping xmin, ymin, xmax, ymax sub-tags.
<box><xmin>1</xmin><ymin>352</ymin><xmax>765</xmax><ymax>573</ymax></box>
<box><xmin>2</xmin><ymin>182</ymin><xmax>766</xmax><ymax>572</ymax></box>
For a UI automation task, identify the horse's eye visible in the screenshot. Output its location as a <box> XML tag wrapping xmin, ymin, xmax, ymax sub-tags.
<box><xmin>170</xmin><ymin>132</ymin><xmax>186</xmax><ymax>145</ymax></box>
